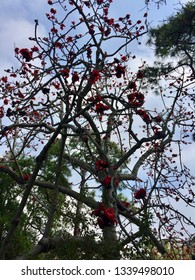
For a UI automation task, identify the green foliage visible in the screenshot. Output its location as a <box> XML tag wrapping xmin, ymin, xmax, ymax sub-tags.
<box><xmin>1</xmin><ymin>0</ymin><xmax>194</xmax><ymax>260</ymax></box>
<box><xmin>148</xmin><ymin>2</ymin><xmax>195</xmax><ymax>58</ymax></box>
<box><xmin>0</xmin><ymin>172</ymin><xmax>35</xmax><ymax>259</ymax></box>
<box><xmin>0</xmin><ymin>140</ymin><xmax>73</xmax><ymax>259</ymax></box>
<box><xmin>40</xmin><ymin>140</ymin><xmax>71</xmax><ymax>187</ymax></box>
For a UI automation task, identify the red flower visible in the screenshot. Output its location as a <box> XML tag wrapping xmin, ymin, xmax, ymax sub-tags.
<box><xmin>10</xmin><ymin>73</ymin><xmax>17</xmax><ymax>78</ymax></box>
<box><xmin>137</xmin><ymin>70</ymin><xmax>144</xmax><ymax>79</ymax></box>
<box><xmin>15</xmin><ymin>47</ymin><xmax>19</xmax><ymax>54</ymax></box>
<box><xmin>72</xmin><ymin>72</ymin><xmax>79</xmax><ymax>83</ymax></box>
<box><xmin>51</xmin><ymin>27</ymin><xmax>58</xmax><ymax>34</ymax></box>
<box><xmin>87</xmin><ymin>94</ymin><xmax>102</xmax><ymax>102</ymax></box>
<box><xmin>92</xmin><ymin>203</ymin><xmax>117</xmax><ymax>228</ymax></box>
<box><xmin>115</xmin><ymin>64</ymin><xmax>126</xmax><ymax>78</ymax></box>
<box><xmin>89</xmin><ymin>69</ymin><xmax>101</xmax><ymax>84</ymax></box>
<box><xmin>97</xmin><ymin>0</ymin><xmax>104</xmax><ymax>4</ymax></box>
<box><xmin>127</xmin><ymin>93</ymin><xmax>136</xmax><ymax>102</ymax></box>
<box><xmin>106</xmin><ymin>18</ymin><xmax>114</xmax><ymax>26</ymax></box>
<box><xmin>105</xmin><ymin>27</ymin><xmax>111</xmax><ymax>37</ymax></box>
<box><xmin>95</xmin><ymin>159</ymin><xmax>109</xmax><ymax>170</ymax></box>
<box><xmin>31</xmin><ymin>46</ymin><xmax>39</xmax><ymax>52</ymax></box>
<box><xmin>95</xmin><ymin>94</ymin><xmax>103</xmax><ymax>102</ymax></box>
<box><xmin>136</xmin><ymin>109</ymin><xmax>151</xmax><ymax>124</ymax></box>
<box><xmin>92</xmin><ymin>203</ymin><xmax>105</xmax><ymax>216</ymax></box>
<box><xmin>23</xmin><ymin>173</ymin><xmax>31</xmax><ymax>181</ymax></box>
<box><xmin>153</xmin><ymin>115</ymin><xmax>163</xmax><ymax>123</ymax></box>
<box><xmin>103</xmin><ymin>7</ymin><xmax>109</xmax><ymax>16</ymax></box>
<box><xmin>18</xmin><ymin>91</ymin><xmax>25</xmax><ymax>99</ymax></box>
<box><xmin>60</xmin><ymin>68</ymin><xmax>70</xmax><ymax>78</ymax></box>
<box><xmin>4</xmin><ymin>99</ymin><xmax>8</xmax><ymax>105</ymax></box>
<box><xmin>84</xmin><ymin>1</ymin><xmax>91</xmax><ymax>7</ymax></box>
<box><xmin>127</xmin><ymin>92</ymin><xmax>145</xmax><ymax>107</ymax></box>
<box><xmin>121</xmin><ymin>55</ymin><xmax>127</xmax><ymax>62</ymax></box>
<box><xmin>1</xmin><ymin>76</ymin><xmax>8</xmax><ymax>83</ymax></box>
<box><xmin>89</xmin><ymin>25</ymin><xmax>95</xmax><ymax>35</ymax></box>
<box><xmin>55</xmin><ymin>42</ymin><xmax>62</xmax><ymax>48</ymax></box>
<box><xmin>102</xmin><ymin>175</ymin><xmax>119</xmax><ymax>188</ymax></box>
<box><xmin>19</xmin><ymin>48</ymin><xmax>33</xmax><ymax>62</ymax></box>
<box><xmin>52</xmin><ymin>82</ymin><xmax>60</xmax><ymax>90</ymax></box>
<box><xmin>60</xmin><ymin>23</ymin><xmax>65</xmax><ymax>30</ymax></box>
<box><xmin>104</xmin><ymin>208</ymin><xmax>117</xmax><ymax>224</ymax></box>
<box><xmin>134</xmin><ymin>188</ymin><xmax>146</xmax><ymax>199</ymax></box>
<box><xmin>103</xmin><ymin>175</ymin><xmax>111</xmax><ymax>186</ymax></box>
<box><xmin>95</xmin><ymin>102</ymin><xmax>110</xmax><ymax>114</ymax></box>
<box><xmin>50</xmin><ymin>8</ymin><xmax>56</xmax><ymax>14</ymax></box>
<box><xmin>115</xmin><ymin>178</ymin><xmax>119</xmax><ymax>188</ymax></box>
<box><xmin>67</xmin><ymin>36</ymin><xmax>73</xmax><ymax>43</ymax></box>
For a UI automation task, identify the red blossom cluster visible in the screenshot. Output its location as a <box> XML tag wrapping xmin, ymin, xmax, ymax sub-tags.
<box><xmin>95</xmin><ymin>159</ymin><xmax>109</xmax><ymax>170</ymax></box>
<box><xmin>128</xmin><ymin>81</ymin><xmax>137</xmax><ymax>90</ymax></box>
<box><xmin>4</xmin><ymin>99</ymin><xmax>8</xmax><ymax>105</ymax></box>
<box><xmin>72</xmin><ymin>71</ymin><xmax>79</xmax><ymax>83</ymax></box>
<box><xmin>115</xmin><ymin>64</ymin><xmax>126</xmax><ymax>78</ymax></box>
<box><xmin>153</xmin><ymin>115</ymin><xmax>163</xmax><ymax>123</ymax></box>
<box><xmin>97</xmin><ymin>0</ymin><xmax>112</xmax><ymax>4</ymax></box>
<box><xmin>92</xmin><ymin>203</ymin><xmax>117</xmax><ymax>229</ymax></box>
<box><xmin>137</xmin><ymin>70</ymin><xmax>144</xmax><ymax>79</ymax></box>
<box><xmin>152</xmin><ymin>127</ymin><xmax>166</xmax><ymax>139</ymax></box>
<box><xmin>87</xmin><ymin>94</ymin><xmax>102</xmax><ymax>102</ymax></box>
<box><xmin>84</xmin><ymin>0</ymin><xmax>113</xmax><ymax>6</ymax></box>
<box><xmin>50</xmin><ymin>8</ymin><xmax>56</xmax><ymax>14</ymax></box>
<box><xmin>105</xmin><ymin>17</ymin><xmax>114</xmax><ymax>26</ymax></box>
<box><xmin>59</xmin><ymin>68</ymin><xmax>70</xmax><ymax>78</ymax></box>
<box><xmin>127</xmin><ymin>92</ymin><xmax>145</xmax><ymax>107</ymax></box>
<box><xmin>102</xmin><ymin>175</ymin><xmax>119</xmax><ymax>189</ymax></box>
<box><xmin>97</xmin><ymin>0</ymin><xmax>104</xmax><ymax>4</ymax></box>
<box><xmin>15</xmin><ymin>46</ymin><xmax>39</xmax><ymax>62</ymax></box>
<box><xmin>51</xmin><ymin>81</ymin><xmax>60</xmax><ymax>90</ymax></box>
<box><xmin>89</xmin><ymin>69</ymin><xmax>101</xmax><ymax>84</ymax></box>
<box><xmin>134</xmin><ymin>188</ymin><xmax>146</xmax><ymax>200</ymax></box>
<box><xmin>103</xmin><ymin>175</ymin><xmax>111</xmax><ymax>186</ymax></box>
<box><xmin>67</xmin><ymin>36</ymin><xmax>73</xmax><ymax>43</ymax></box>
<box><xmin>23</xmin><ymin>173</ymin><xmax>31</xmax><ymax>181</ymax></box>
<box><xmin>19</xmin><ymin>48</ymin><xmax>33</xmax><ymax>62</ymax></box>
<box><xmin>95</xmin><ymin>102</ymin><xmax>110</xmax><ymax>114</ymax></box>
<box><xmin>51</xmin><ymin>27</ymin><xmax>58</xmax><ymax>34</ymax></box>
<box><xmin>136</xmin><ymin>109</ymin><xmax>151</xmax><ymax>124</ymax></box>
<box><xmin>1</xmin><ymin>76</ymin><xmax>8</xmax><ymax>83</ymax></box>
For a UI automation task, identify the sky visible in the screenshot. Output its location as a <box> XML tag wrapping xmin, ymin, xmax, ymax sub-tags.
<box><xmin>0</xmin><ymin>1</ymin><xmax>194</xmax><ymax>172</ymax></box>
<box><xmin>0</xmin><ymin>0</ymin><xmax>193</xmax><ymax>170</ymax></box>
<box><xmin>0</xmin><ymin>0</ymin><xmax>194</xmax><ymax>232</ymax></box>
<box><xmin>0</xmin><ymin>0</ymin><xmax>190</xmax><ymax>71</ymax></box>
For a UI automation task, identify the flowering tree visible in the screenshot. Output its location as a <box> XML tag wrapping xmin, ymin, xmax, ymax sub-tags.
<box><xmin>0</xmin><ymin>0</ymin><xmax>194</xmax><ymax>260</ymax></box>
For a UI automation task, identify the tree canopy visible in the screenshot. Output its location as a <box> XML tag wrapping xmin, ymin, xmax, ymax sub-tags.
<box><xmin>147</xmin><ymin>1</ymin><xmax>195</xmax><ymax>76</ymax></box>
<box><xmin>0</xmin><ymin>0</ymin><xmax>194</xmax><ymax>260</ymax></box>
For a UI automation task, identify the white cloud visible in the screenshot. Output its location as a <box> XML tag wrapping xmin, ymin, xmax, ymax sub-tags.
<box><xmin>0</xmin><ymin>0</ymin><xmax>47</xmax><ymax>71</ymax></box>
<box><xmin>0</xmin><ymin>19</ymin><xmax>47</xmax><ymax>71</ymax></box>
